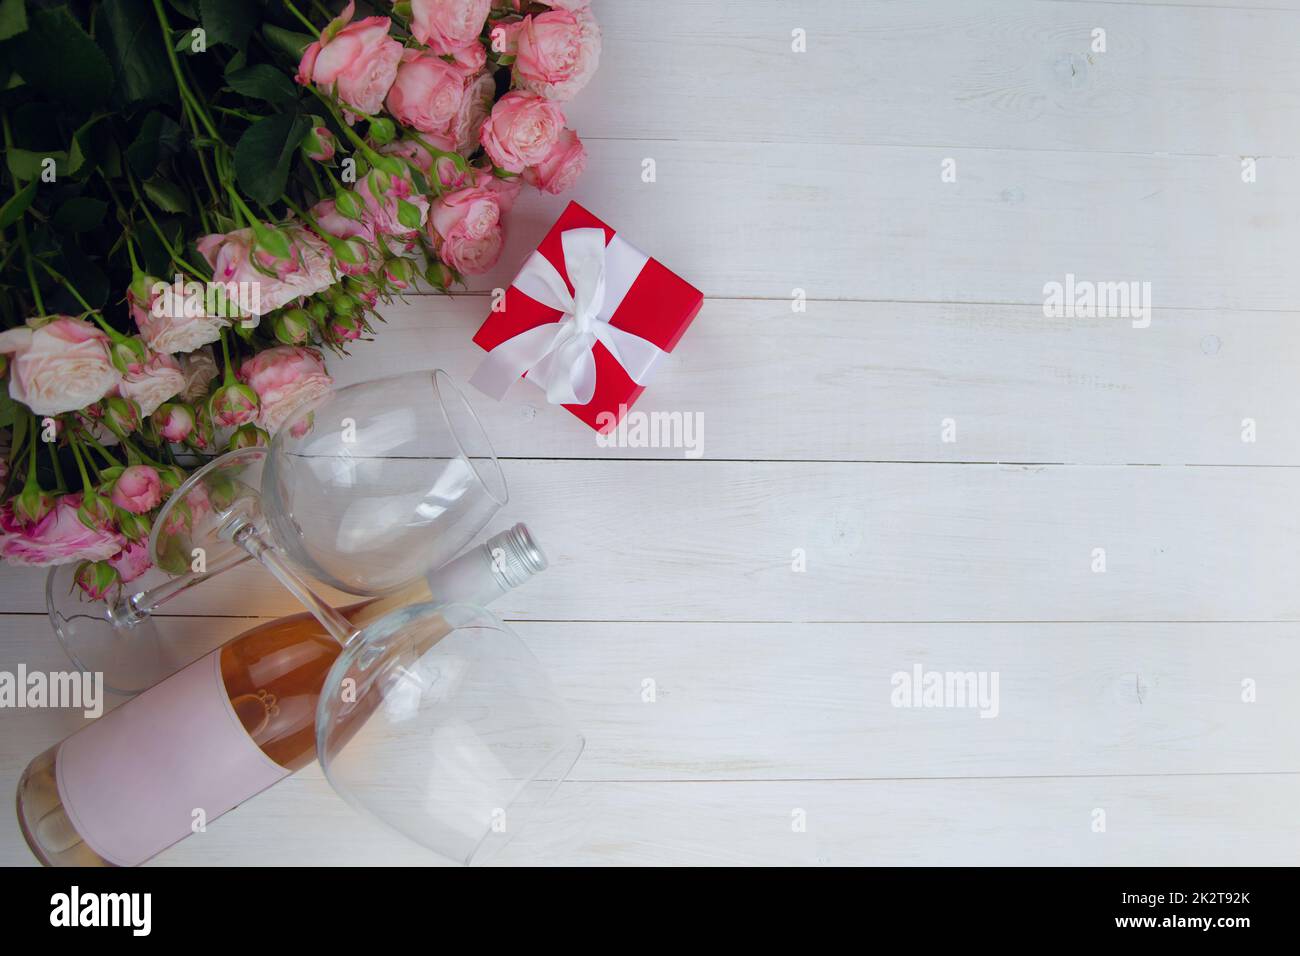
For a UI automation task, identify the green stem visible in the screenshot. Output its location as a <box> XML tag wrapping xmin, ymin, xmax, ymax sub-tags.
<box><xmin>47</xmin><ymin>436</ymin><xmax>66</xmax><ymax>492</ymax></box>
<box><xmin>308</xmin><ymin>86</ymin><xmax>386</xmax><ymax>165</ymax></box>
<box><xmin>151</xmin><ymin>0</ymin><xmax>221</xmax><ymax>141</ymax></box>
<box><xmin>81</xmin><ymin>433</ymin><xmax>120</xmax><ymax>469</ymax></box>
<box><xmin>67</xmin><ymin>436</ymin><xmax>94</xmax><ymax>493</ymax></box>
<box><xmin>125</xmin><ymin>170</ymin><xmax>209</xmax><ymax>277</ymax></box>
<box><xmin>30</xmin><ymin>258</ymin><xmax>94</xmax><ymax>313</ymax></box>
<box><xmin>218</xmin><ymin>327</ymin><xmax>237</xmax><ymax>385</ymax></box>
<box><xmin>283</xmin><ymin>0</ymin><xmax>320</xmax><ymax>34</ymax></box>
<box><xmin>17</xmin><ymin>220</ymin><xmax>45</xmax><ymax>315</ymax></box>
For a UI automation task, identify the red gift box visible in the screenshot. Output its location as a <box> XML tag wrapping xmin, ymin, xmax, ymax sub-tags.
<box><xmin>471</xmin><ymin>202</ymin><xmax>703</xmax><ymax>433</ymax></box>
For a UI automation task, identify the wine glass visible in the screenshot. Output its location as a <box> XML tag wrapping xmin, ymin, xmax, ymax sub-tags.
<box><xmin>316</xmin><ymin>601</ymin><xmax>585</xmax><ymax>865</ymax></box>
<box><xmin>47</xmin><ymin>369</ymin><xmax>508</xmax><ymax>693</ymax></box>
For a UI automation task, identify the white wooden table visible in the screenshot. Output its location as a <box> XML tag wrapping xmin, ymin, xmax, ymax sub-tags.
<box><xmin>3</xmin><ymin>0</ymin><xmax>1300</xmax><ymax>866</ymax></box>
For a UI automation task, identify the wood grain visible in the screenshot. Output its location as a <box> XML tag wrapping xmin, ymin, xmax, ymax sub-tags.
<box><xmin>324</xmin><ymin>297</ymin><xmax>1300</xmax><ymax>466</ymax></box>
<box><xmin>460</xmin><ymin>139</ymin><xmax>1300</xmax><ymax>311</ymax></box>
<box><xmin>566</xmin><ymin>0</ymin><xmax>1300</xmax><ymax>157</ymax></box>
<box><xmin>0</xmin><ymin>460</ymin><xmax>1294</xmax><ymax>622</ymax></box>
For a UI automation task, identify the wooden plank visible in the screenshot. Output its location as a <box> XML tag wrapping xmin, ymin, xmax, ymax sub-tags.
<box><xmin>137</xmin><ymin>773</ymin><xmax>1300</xmax><ymax>865</ymax></box>
<box><xmin>327</xmin><ymin>298</ymin><xmax>1300</xmax><ymax>465</ymax></box>
<box><xmin>459</xmin><ymin>139</ymin><xmax>1300</xmax><ymax>310</ymax></box>
<box><xmin>0</xmin><ymin>460</ymin><xmax>1295</xmax><ymax>621</ymax></box>
<box><xmin>1</xmin><ymin>616</ymin><xmax>1294</xmax><ymax>792</ymax></box>
<box><xmin>565</xmin><ymin>0</ymin><xmax>1300</xmax><ymax>156</ymax></box>
<box><xmin>3</xmin><ymin>612</ymin><xmax>1295</xmax><ymax>865</ymax></box>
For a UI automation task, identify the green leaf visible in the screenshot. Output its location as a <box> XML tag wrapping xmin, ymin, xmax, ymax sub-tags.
<box><xmin>98</xmin><ymin>0</ymin><xmax>175</xmax><ymax>107</ymax></box>
<box><xmin>126</xmin><ymin>112</ymin><xmax>184</xmax><ymax>179</ymax></box>
<box><xmin>200</xmin><ymin>0</ymin><xmax>256</xmax><ymax>49</ymax></box>
<box><xmin>234</xmin><ymin>112</ymin><xmax>310</xmax><ymax>207</ymax></box>
<box><xmin>6</xmin><ymin>148</ymin><xmax>65</xmax><ymax>182</ymax></box>
<box><xmin>262</xmin><ymin>23</ymin><xmax>314</xmax><ymax>61</ymax></box>
<box><xmin>0</xmin><ymin>0</ymin><xmax>27</xmax><ymax>43</ymax></box>
<box><xmin>0</xmin><ymin>179</ymin><xmax>36</xmax><ymax>229</ymax></box>
<box><xmin>143</xmin><ymin>177</ymin><xmax>190</xmax><ymax>214</ymax></box>
<box><xmin>6</xmin><ymin>6</ymin><xmax>113</xmax><ymax>106</ymax></box>
<box><xmin>225</xmin><ymin>64</ymin><xmax>298</xmax><ymax>107</ymax></box>
<box><xmin>52</xmin><ymin>197</ymin><xmax>108</xmax><ymax>232</ymax></box>
<box><xmin>396</xmin><ymin>199</ymin><xmax>422</xmax><ymax>229</ymax></box>
<box><xmin>0</xmin><ymin>389</ymin><xmax>17</xmax><ymax>431</ymax></box>
<box><xmin>67</xmin><ymin>114</ymin><xmax>108</xmax><ymax>179</ymax></box>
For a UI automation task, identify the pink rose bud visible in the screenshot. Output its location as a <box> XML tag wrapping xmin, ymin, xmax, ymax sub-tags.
<box><xmin>273</xmin><ymin>308</ymin><xmax>314</xmax><ymax>346</ymax></box>
<box><xmin>334</xmin><ymin>189</ymin><xmax>366</xmax><ymax>221</ymax></box>
<box><xmin>185</xmin><ymin>408</ymin><xmax>216</xmax><ymax>452</ymax></box>
<box><xmin>157</xmin><ymin>464</ymin><xmax>186</xmax><ymax>495</ymax></box>
<box><xmin>14</xmin><ymin>481</ymin><xmax>57</xmax><ymax>525</ymax></box>
<box><xmin>383</xmin><ymin>257</ymin><xmax>415</xmax><ymax>289</ymax></box>
<box><xmin>209</xmin><ymin>381</ymin><xmax>261</xmax><ymax>428</ymax></box>
<box><xmin>302</xmin><ymin>122</ymin><xmax>337</xmax><ymax>162</ymax></box>
<box><xmin>101</xmin><ymin>395</ymin><xmax>141</xmax><ymax>437</ymax></box>
<box><xmin>76</xmin><ymin>492</ymin><xmax>117</xmax><ymax>533</ymax></box>
<box><xmin>424</xmin><ymin>261</ymin><xmax>454</xmax><ymax>290</ymax></box>
<box><xmin>228</xmin><ymin>423</ymin><xmax>270</xmax><ymax>451</ymax></box>
<box><xmin>108</xmin><ymin>540</ymin><xmax>152</xmax><ymax>583</ymax></box>
<box><xmin>328</xmin><ymin>313</ymin><xmax>365</xmax><ymax>343</ymax></box>
<box><xmin>153</xmin><ymin>402</ymin><xmax>195</xmax><ymax>443</ymax></box>
<box><xmin>109</xmin><ymin>335</ymin><xmax>150</xmax><ymax>377</ymax></box>
<box><xmin>368</xmin><ymin>116</ymin><xmax>397</xmax><ymax>145</ymax></box>
<box><xmin>116</xmin><ymin>509</ymin><xmax>153</xmax><ymax>543</ymax></box>
<box><xmin>330</xmin><ymin>289</ymin><xmax>362</xmax><ymax>317</ymax></box>
<box><xmin>111</xmin><ymin>465</ymin><xmax>163</xmax><ymax>515</ymax></box>
<box><xmin>75</xmin><ymin>560</ymin><xmax>121</xmax><ymax>601</ymax></box>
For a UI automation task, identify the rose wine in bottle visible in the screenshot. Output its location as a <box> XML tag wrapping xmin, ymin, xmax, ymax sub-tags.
<box><xmin>17</xmin><ymin>524</ymin><xmax>546</xmax><ymax>867</ymax></box>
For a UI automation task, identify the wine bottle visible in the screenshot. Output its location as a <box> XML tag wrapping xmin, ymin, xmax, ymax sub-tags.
<box><xmin>17</xmin><ymin>524</ymin><xmax>547</xmax><ymax>867</ymax></box>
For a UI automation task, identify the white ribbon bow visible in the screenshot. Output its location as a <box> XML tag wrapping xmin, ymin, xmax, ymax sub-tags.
<box><xmin>470</xmin><ymin>227</ymin><xmax>665</xmax><ymax>406</ymax></box>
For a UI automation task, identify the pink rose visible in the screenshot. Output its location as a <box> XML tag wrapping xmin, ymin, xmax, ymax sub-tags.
<box><xmin>454</xmin><ymin>72</ymin><xmax>496</xmax><ymax>154</ymax></box>
<box><xmin>479</xmin><ymin>91</ymin><xmax>566</xmax><ymax>173</ymax></box>
<box><xmin>428</xmin><ymin>171</ymin><xmax>521</xmax><ymax>275</ymax></box>
<box><xmin>385</xmin><ymin>49</ymin><xmax>470</xmax><ymax>136</ymax></box>
<box><xmin>118</xmin><ymin>349</ymin><xmax>185</xmax><ymax>417</ymax></box>
<box><xmin>111</xmin><ymin>465</ymin><xmax>163</xmax><ymax>515</ymax></box>
<box><xmin>355</xmin><ymin>170</ymin><xmax>430</xmax><ymax>238</ymax></box>
<box><xmin>132</xmin><ymin>282</ymin><xmax>229</xmax><ymax>356</ymax></box>
<box><xmin>108</xmin><ymin>540</ymin><xmax>152</xmax><ymax>584</ymax></box>
<box><xmin>444</xmin><ymin>41</ymin><xmax>487</xmax><ymax>76</ymax></box>
<box><xmin>410</xmin><ymin>0</ymin><xmax>491</xmax><ymax>54</ymax></box>
<box><xmin>196</xmin><ymin>226</ymin><xmax>337</xmax><ymax>316</ymax></box>
<box><xmin>512</xmin><ymin>8</ymin><xmax>601</xmax><ymax>102</ymax></box>
<box><xmin>309</xmin><ymin>197</ymin><xmax>378</xmax><ymax>277</ymax></box>
<box><xmin>522</xmin><ymin>127</ymin><xmax>587</xmax><ymax>194</ymax></box>
<box><xmin>153</xmin><ymin>402</ymin><xmax>195</xmax><ymax>443</ymax></box>
<box><xmin>238</xmin><ymin>346</ymin><xmax>334</xmax><ymax>434</ymax></box>
<box><xmin>179</xmin><ymin>348</ymin><xmax>219</xmax><ymax>402</ymax></box>
<box><xmin>0</xmin><ymin>317</ymin><xmax>120</xmax><ymax>416</ymax></box>
<box><xmin>297</xmin><ymin>2</ymin><xmax>403</xmax><ymax>118</ymax></box>
<box><xmin>0</xmin><ymin>494</ymin><xmax>125</xmax><ymax>567</ymax></box>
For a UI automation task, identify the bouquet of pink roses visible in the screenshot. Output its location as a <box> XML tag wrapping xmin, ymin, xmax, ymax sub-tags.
<box><xmin>0</xmin><ymin>0</ymin><xmax>599</xmax><ymax>598</ymax></box>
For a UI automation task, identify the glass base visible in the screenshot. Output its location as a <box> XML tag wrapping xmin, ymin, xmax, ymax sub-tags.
<box><xmin>47</xmin><ymin>564</ymin><xmax>193</xmax><ymax>696</ymax></box>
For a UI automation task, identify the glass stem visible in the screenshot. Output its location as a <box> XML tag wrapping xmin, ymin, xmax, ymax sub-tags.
<box><xmin>228</xmin><ymin>520</ymin><xmax>358</xmax><ymax>646</ymax></box>
<box><xmin>107</xmin><ymin>550</ymin><xmax>254</xmax><ymax>628</ymax></box>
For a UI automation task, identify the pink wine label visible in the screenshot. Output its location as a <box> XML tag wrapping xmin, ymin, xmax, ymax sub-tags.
<box><xmin>56</xmin><ymin>649</ymin><xmax>290</xmax><ymax>866</ymax></box>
